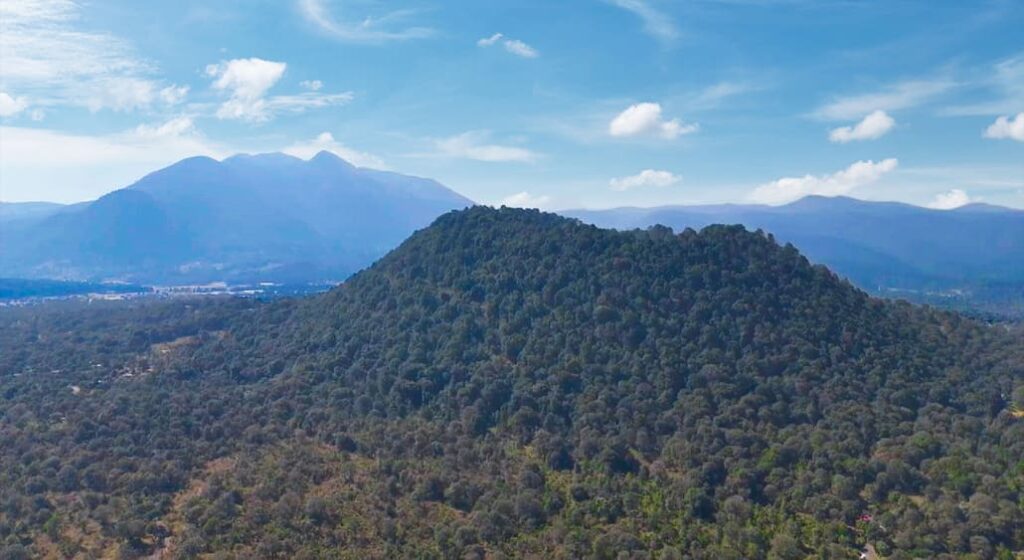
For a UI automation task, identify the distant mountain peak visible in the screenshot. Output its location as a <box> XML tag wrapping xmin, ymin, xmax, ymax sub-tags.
<box><xmin>309</xmin><ymin>150</ymin><xmax>357</xmax><ymax>169</ymax></box>
<box><xmin>783</xmin><ymin>195</ymin><xmax>921</xmax><ymax>214</ymax></box>
<box><xmin>163</xmin><ymin>155</ymin><xmax>221</xmax><ymax>170</ymax></box>
<box><xmin>786</xmin><ymin>195</ymin><xmax>867</xmax><ymax>208</ymax></box>
<box><xmin>310</xmin><ymin>149</ymin><xmax>344</xmax><ymax>162</ymax></box>
<box><xmin>1</xmin><ymin>151</ymin><xmax>475</xmax><ymax>283</ymax></box>
<box><xmin>953</xmin><ymin>202</ymin><xmax>1022</xmax><ymax>214</ymax></box>
<box><xmin>127</xmin><ymin>155</ymin><xmax>224</xmax><ymax>190</ymax></box>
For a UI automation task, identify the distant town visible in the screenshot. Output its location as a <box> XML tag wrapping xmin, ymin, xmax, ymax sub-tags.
<box><xmin>0</xmin><ymin>278</ymin><xmax>338</xmax><ymax>306</ymax></box>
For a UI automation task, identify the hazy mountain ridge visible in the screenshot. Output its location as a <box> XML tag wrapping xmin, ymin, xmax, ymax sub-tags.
<box><xmin>0</xmin><ymin>202</ymin><xmax>67</xmax><ymax>222</ymax></box>
<box><xmin>3</xmin><ymin>154</ymin><xmax>1023</xmax><ymax>316</ymax></box>
<box><xmin>0</xmin><ymin>152</ymin><xmax>473</xmax><ymax>284</ymax></box>
<box><xmin>567</xmin><ymin>196</ymin><xmax>1024</xmax><ymax>293</ymax></box>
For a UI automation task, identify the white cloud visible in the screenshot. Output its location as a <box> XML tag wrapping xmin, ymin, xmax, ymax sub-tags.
<box><xmin>828</xmin><ymin>110</ymin><xmax>895</xmax><ymax>143</ymax></box>
<box><xmin>984</xmin><ymin>113</ymin><xmax>1024</xmax><ymax>142</ymax></box>
<box><xmin>606</xmin><ymin>0</ymin><xmax>679</xmax><ymax>44</ymax></box>
<box><xmin>215</xmin><ymin>99</ymin><xmax>268</xmax><ymax>121</ymax></box>
<box><xmin>815</xmin><ymin>79</ymin><xmax>955</xmax><ymax>120</ymax></box>
<box><xmin>503</xmin><ymin>39</ymin><xmax>539</xmax><ymax>58</ymax></box>
<box><xmin>206</xmin><ymin>58</ymin><xmax>352</xmax><ymax>121</ymax></box>
<box><xmin>207</xmin><ymin>58</ymin><xmax>286</xmax><ymax>101</ymax></box>
<box><xmin>477</xmin><ymin>33</ymin><xmax>503</xmax><ymax>47</ymax></box>
<box><xmin>609</xmin><ymin>102</ymin><xmax>697</xmax><ymax>139</ymax></box>
<box><xmin>0</xmin><ymin>122</ymin><xmax>227</xmax><ymax>202</ymax></box>
<box><xmin>927</xmin><ymin>189</ymin><xmax>971</xmax><ymax>210</ymax></box>
<box><xmin>133</xmin><ymin>116</ymin><xmax>196</xmax><ymax>138</ymax></box>
<box><xmin>299</xmin><ymin>79</ymin><xmax>323</xmax><ymax>91</ymax></box>
<box><xmin>297</xmin><ymin>0</ymin><xmax>433</xmax><ymax>43</ymax></box>
<box><xmin>0</xmin><ymin>92</ymin><xmax>29</xmax><ymax>117</ymax></box>
<box><xmin>283</xmin><ymin>131</ymin><xmax>386</xmax><ymax>169</ymax></box>
<box><xmin>500</xmin><ymin>191</ymin><xmax>551</xmax><ymax>209</ymax></box>
<box><xmin>749</xmin><ymin>158</ymin><xmax>899</xmax><ymax>205</ymax></box>
<box><xmin>609</xmin><ymin>169</ymin><xmax>681</xmax><ymax>191</ymax></box>
<box><xmin>0</xmin><ymin>0</ymin><xmax>183</xmax><ymax>112</ymax></box>
<box><xmin>477</xmin><ymin>33</ymin><xmax>539</xmax><ymax>58</ymax></box>
<box><xmin>264</xmin><ymin>91</ymin><xmax>355</xmax><ymax>113</ymax></box>
<box><xmin>159</xmin><ymin>84</ymin><xmax>189</xmax><ymax>105</ymax></box>
<box><xmin>686</xmin><ymin>82</ymin><xmax>753</xmax><ymax>111</ymax></box>
<box><xmin>435</xmin><ymin>131</ymin><xmax>538</xmax><ymax>162</ymax></box>
<box><xmin>83</xmin><ymin>77</ymin><xmax>154</xmax><ymax>112</ymax></box>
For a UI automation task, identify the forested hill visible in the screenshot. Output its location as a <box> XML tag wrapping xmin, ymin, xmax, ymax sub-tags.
<box><xmin>2</xmin><ymin>207</ymin><xmax>1024</xmax><ymax>559</ymax></box>
<box><xmin>566</xmin><ymin>197</ymin><xmax>1024</xmax><ymax>297</ymax></box>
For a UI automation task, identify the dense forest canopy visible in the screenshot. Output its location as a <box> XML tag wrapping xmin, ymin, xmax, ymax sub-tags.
<box><xmin>568</xmin><ymin>196</ymin><xmax>1024</xmax><ymax>314</ymax></box>
<box><xmin>2</xmin><ymin>207</ymin><xmax>1023</xmax><ymax>559</ymax></box>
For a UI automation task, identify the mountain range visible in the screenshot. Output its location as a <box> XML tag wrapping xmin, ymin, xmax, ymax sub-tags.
<box><xmin>2</xmin><ymin>154</ymin><xmax>1022</xmax><ymax>314</ymax></box>
<box><xmin>568</xmin><ymin>196</ymin><xmax>1024</xmax><ymax>293</ymax></box>
<box><xmin>2</xmin><ymin>207</ymin><xmax>1022</xmax><ymax>558</ymax></box>
<box><xmin>0</xmin><ymin>152</ymin><xmax>472</xmax><ymax>283</ymax></box>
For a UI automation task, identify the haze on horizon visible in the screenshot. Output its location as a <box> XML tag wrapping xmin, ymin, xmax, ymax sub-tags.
<box><xmin>0</xmin><ymin>0</ymin><xmax>1021</xmax><ymax>210</ymax></box>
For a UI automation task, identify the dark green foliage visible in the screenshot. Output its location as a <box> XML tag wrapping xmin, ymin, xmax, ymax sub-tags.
<box><xmin>569</xmin><ymin>195</ymin><xmax>1024</xmax><ymax>318</ymax></box>
<box><xmin>1</xmin><ymin>207</ymin><xmax>1023</xmax><ymax>558</ymax></box>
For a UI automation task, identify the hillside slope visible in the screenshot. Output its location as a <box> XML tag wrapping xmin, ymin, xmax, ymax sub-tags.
<box><xmin>1</xmin><ymin>208</ymin><xmax>1023</xmax><ymax>559</ymax></box>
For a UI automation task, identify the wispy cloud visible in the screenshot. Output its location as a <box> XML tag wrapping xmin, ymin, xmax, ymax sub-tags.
<box><xmin>828</xmin><ymin>110</ymin><xmax>895</xmax><ymax>143</ymax></box>
<box><xmin>943</xmin><ymin>54</ymin><xmax>1024</xmax><ymax>116</ymax></box>
<box><xmin>477</xmin><ymin>33</ymin><xmax>504</xmax><ymax>47</ymax></box>
<box><xmin>684</xmin><ymin>82</ymin><xmax>755</xmax><ymax>111</ymax></box>
<box><xmin>609</xmin><ymin>102</ymin><xmax>698</xmax><ymax>139</ymax></box>
<box><xmin>0</xmin><ymin>0</ymin><xmax>186</xmax><ymax>112</ymax></box>
<box><xmin>205</xmin><ymin>58</ymin><xmax>353</xmax><ymax>121</ymax></box>
<box><xmin>159</xmin><ymin>85</ymin><xmax>189</xmax><ymax>105</ymax></box>
<box><xmin>477</xmin><ymin>33</ymin><xmax>539</xmax><ymax>58</ymax></box>
<box><xmin>610</xmin><ymin>169</ymin><xmax>681</xmax><ymax>191</ymax></box>
<box><xmin>132</xmin><ymin>115</ymin><xmax>196</xmax><ymax>139</ymax></box>
<box><xmin>297</xmin><ymin>0</ymin><xmax>433</xmax><ymax>43</ymax></box>
<box><xmin>899</xmin><ymin>164</ymin><xmax>1024</xmax><ymax>192</ymax></box>
<box><xmin>606</xmin><ymin>0</ymin><xmax>679</xmax><ymax>44</ymax></box>
<box><xmin>749</xmin><ymin>158</ymin><xmax>898</xmax><ymax>204</ymax></box>
<box><xmin>0</xmin><ymin>117</ymin><xmax>223</xmax><ymax>164</ymax></box>
<box><xmin>814</xmin><ymin>78</ymin><xmax>955</xmax><ymax>120</ymax></box>
<box><xmin>0</xmin><ymin>119</ymin><xmax>227</xmax><ymax>202</ymax></box>
<box><xmin>264</xmin><ymin>91</ymin><xmax>355</xmax><ymax>113</ymax></box>
<box><xmin>432</xmin><ymin>131</ymin><xmax>538</xmax><ymax>162</ymax></box>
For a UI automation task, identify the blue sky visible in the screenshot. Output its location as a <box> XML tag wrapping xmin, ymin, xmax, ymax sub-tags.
<box><xmin>0</xmin><ymin>0</ymin><xmax>1021</xmax><ymax>209</ymax></box>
